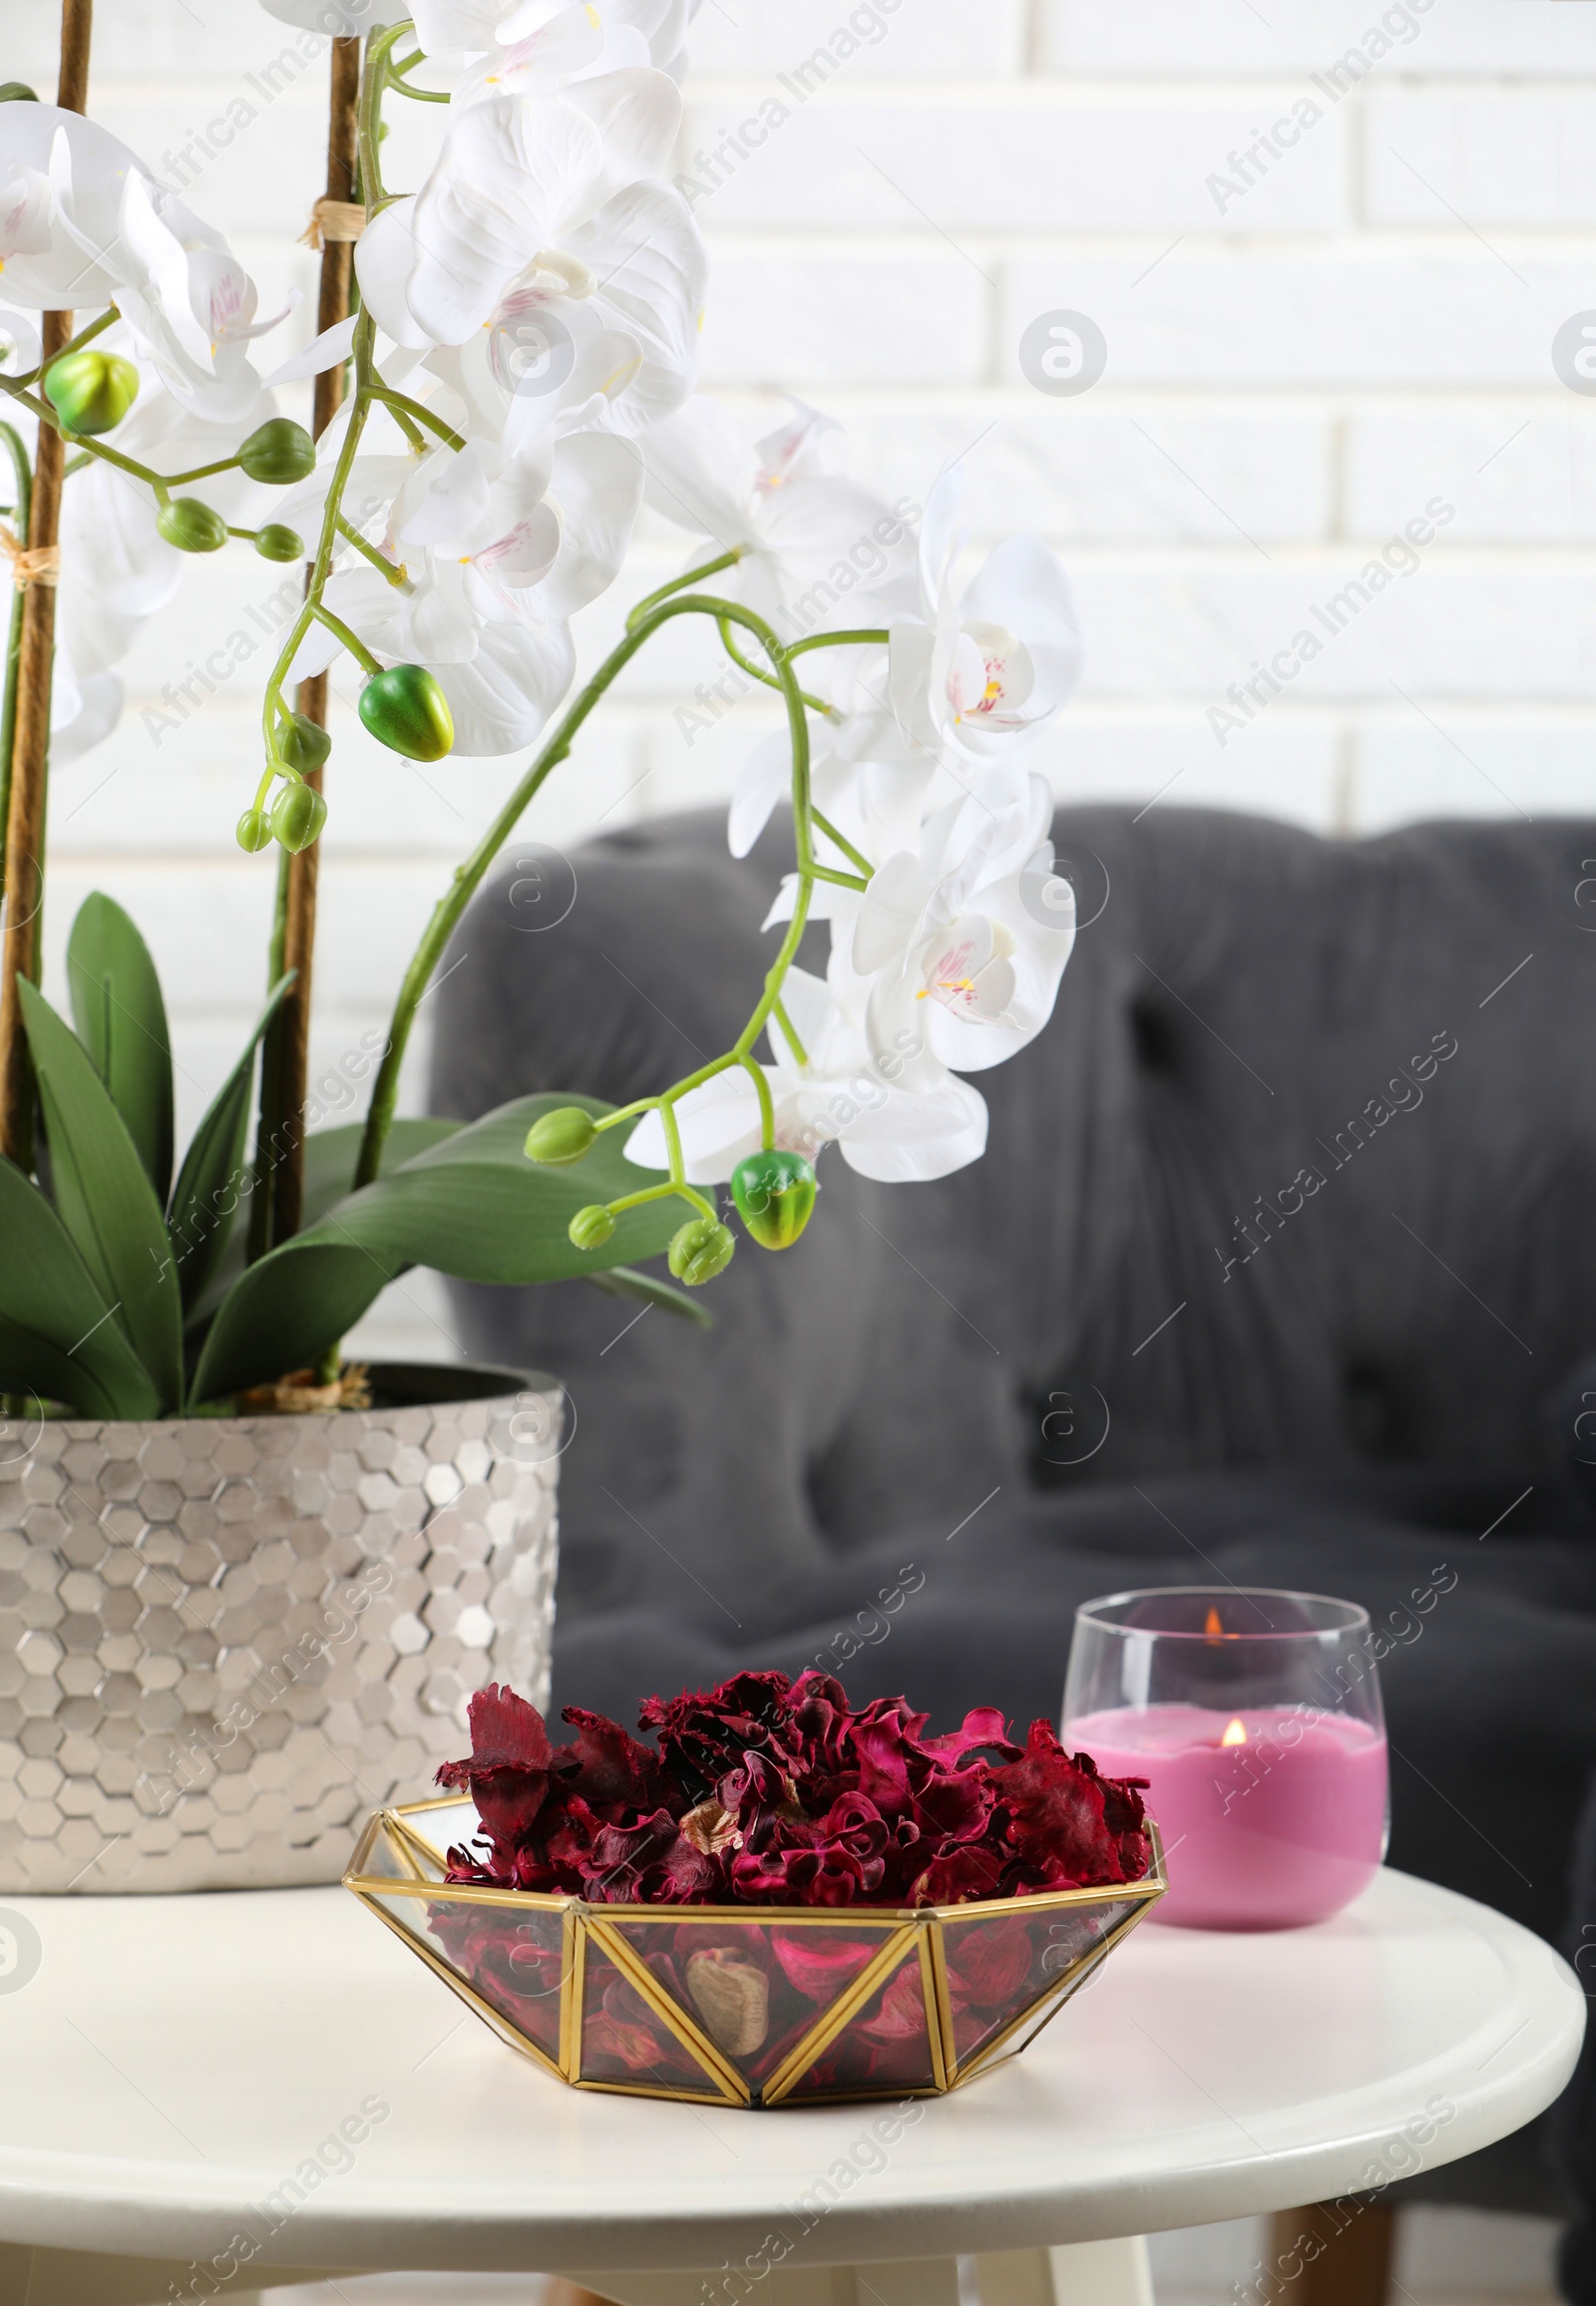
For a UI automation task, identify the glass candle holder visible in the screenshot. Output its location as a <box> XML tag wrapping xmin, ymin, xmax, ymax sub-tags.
<box><xmin>1062</xmin><ymin>1587</ymin><xmax>1389</xmax><ymax>1931</ymax></box>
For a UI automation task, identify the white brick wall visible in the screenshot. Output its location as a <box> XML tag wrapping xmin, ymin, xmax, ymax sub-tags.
<box><xmin>9</xmin><ymin>0</ymin><xmax>1596</xmax><ymax>1313</ymax></box>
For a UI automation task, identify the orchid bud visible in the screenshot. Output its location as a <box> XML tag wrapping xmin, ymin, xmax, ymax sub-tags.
<box><xmin>0</xmin><ymin>84</ymin><xmax>38</xmax><ymax>102</ymax></box>
<box><xmin>668</xmin><ymin>1216</ymin><xmax>735</xmax><ymax>1288</ymax></box>
<box><xmin>569</xmin><ymin>1204</ymin><xmax>615</xmax><ymax>1252</ymax></box>
<box><xmin>730</xmin><ymin>1149</ymin><xmax>817</xmax><ymax>1250</ymax></box>
<box><xmin>276</xmin><ymin>713</ymin><xmax>331</xmax><ymax>775</ymax></box>
<box><xmin>255</xmin><ymin>523</ymin><xmax>304</xmax><ymax>563</ymax></box>
<box><xmin>44</xmin><ymin>350</ymin><xmax>139</xmax><ymax>436</ymax></box>
<box><xmin>234</xmin><ymin>807</ymin><xmax>272</xmax><ymax>854</ymax></box>
<box><xmin>270</xmin><ymin>782</ymin><xmax>327</xmax><ymax>854</ymax></box>
<box><xmin>157</xmin><ymin>496</ymin><xmax>227</xmax><ymax>554</ymax></box>
<box><xmin>525</xmin><ymin>1108</ymin><xmax>597</xmax><ymax>1166</ymax></box>
<box><xmin>237</xmin><ymin>418</ymin><xmax>315</xmax><ymax>485</ymax></box>
<box><xmin>358</xmin><ymin>663</ymin><xmax>454</xmax><ymax>761</ymax></box>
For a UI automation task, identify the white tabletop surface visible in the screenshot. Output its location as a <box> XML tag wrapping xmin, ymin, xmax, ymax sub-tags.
<box><xmin>0</xmin><ymin>1869</ymin><xmax>1580</xmax><ymax>2274</ymax></box>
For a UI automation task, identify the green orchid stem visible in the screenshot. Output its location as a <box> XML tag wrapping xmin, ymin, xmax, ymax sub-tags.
<box><xmin>373</xmin><ymin>388</ymin><xmax>465</xmax><ymax>452</ymax></box>
<box><xmin>784</xmin><ymin>627</ymin><xmax>891</xmax><ymax>656</ymax></box>
<box><xmin>626</xmin><ymin>549</ymin><xmax>741</xmax><ymax>631</ymax></box>
<box><xmin>771</xmin><ymin>996</ymin><xmax>808</xmax><ymax>1067</ymax></box>
<box><xmin>0</xmin><ymin>421</ymin><xmax>33</xmax><ymax>904</ymax></box>
<box><xmin>312</xmin><ymin>601</ymin><xmax>383</xmax><ymax>675</ymax></box>
<box><xmin>810</xmin><ymin>806</ymin><xmax>873</xmax><ymax>877</ymax></box>
<box><xmin>336</xmin><ymin>514</ymin><xmax>408</xmax><ymax>586</ymax></box>
<box><xmin>716</xmin><ymin>615</ymin><xmax>831</xmax><ymax>715</ymax></box>
<box><xmin>358</xmin><ymin>22</ymin><xmax>409</xmax><ymax>206</ymax></box>
<box><xmin>354</xmin><ymin>590</ymin><xmax>813</xmax><ymax>1193</ymax></box>
<box><xmin>247</xmin><ymin>853</ymin><xmax>294</xmax><ymax>1263</ymax></box>
<box><xmin>165</xmin><ymin>453</ymin><xmax>243</xmax><ymax>487</ymax></box>
<box><xmin>740</xmin><ymin>1052</ymin><xmax>776</xmax><ymax>1151</ymax></box>
<box><xmin>606</xmin><ymin>1180</ymin><xmax>714</xmax><ymax>1225</ymax></box>
<box><xmin>0</xmin><ymin>371</ymin><xmax>237</xmax><ymax>502</ymax></box>
<box><xmin>380</xmin><ymin>395</ymin><xmax>427</xmax><ymax>451</ymax></box>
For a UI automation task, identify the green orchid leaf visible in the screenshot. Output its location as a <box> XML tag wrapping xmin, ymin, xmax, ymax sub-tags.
<box><xmin>19</xmin><ymin>978</ymin><xmax>184</xmax><ymax>1414</ymax></box>
<box><xmin>66</xmin><ymin>893</ymin><xmax>175</xmax><ymax>1203</ymax></box>
<box><xmin>301</xmin><ymin>1116</ymin><xmax>463</xmax><ymax>1227</ymax></box>
<box><xmin>586</xmin><ymin>1266</ymin><xmax>711</xmax><ymax>1329</ymax></box>
<box><xmin>0</xmin><ymin>1312</ymin><xmax>120</xmax><ymax>1421</ymax></box>
<box><xmin>0</xmin><ymin>1156</ymin><xmax>160</xmax><ymax>1417</ymax></box>
<box><xmin>167</xmin><ymin>973</ymin><xmax>294</xmax><ymax>1315</ymax></box>
<box><xmin>183</xmin><ymin>1115</ymin><xmax>464</xmax><ymax>1343</ymax></box>
<box><xmin>190</xmin><ymin>1093</ymin><xmax>684</xmax><ymax>1404</ymax></box>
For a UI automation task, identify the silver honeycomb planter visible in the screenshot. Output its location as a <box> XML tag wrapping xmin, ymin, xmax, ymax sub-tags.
<box><xmin>0</xmin><ymin>1364</ymin><xmax>561</xmax><ymax>1894</ymax></box>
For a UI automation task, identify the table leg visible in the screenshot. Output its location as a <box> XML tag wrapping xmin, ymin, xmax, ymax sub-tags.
<box><xmin>0</xmin><ymin>2245</ymin><xmax>356</xmax><ymax>2306</ymax></box>
<box><xmin>569</xmin><ymin>2239</ymin><xmax>1151</xmax><ymax>2306</ymax></box>
<box><xmin>569</xmin><ymin>2263</ymin><xmax>962</xmax><ymax>2306</ymax></box>
<box><xmin>973</xmin><ymin>2240</ymin><xmax>1154</xmax><ymax>2306</ymax></box>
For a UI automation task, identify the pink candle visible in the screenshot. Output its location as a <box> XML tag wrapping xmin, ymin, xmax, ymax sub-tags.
<box><xmin>1068</xmin><ymin>1702</ymin><xmax>1388</xmax><ymax>1930</ymax></box>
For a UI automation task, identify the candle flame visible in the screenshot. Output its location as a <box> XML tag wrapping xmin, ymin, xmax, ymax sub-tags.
<box><xmin>1221</xmin><ymin>1718</ymin><xmax>1248</xmax><ymax>1747</ymax></box>
<box><xmin>1204</xmin><ymin>1605</ymin><xmax>1223</xmax><ymax>1637</ymax></box>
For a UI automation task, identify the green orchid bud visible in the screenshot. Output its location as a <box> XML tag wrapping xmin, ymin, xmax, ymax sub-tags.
<box><xmin>358</xmin><ymin>663</ymin><xmax>454</xmax><ymax>761</ymax></box>
<box><xmin>234</xmin><ymin>807</ymin><xmax>272</xmax><ymax>854</ymax></box>
<box><xmin>270</xmin><ymin>781</ymin><xmax>328</xmax><ymax>855</ymax></box>
<box><xmin>44</xmin><ymin>349</ymin><xmax>139</xmax><ymax>436</ymax></box>
<box><xmin>157</xmin><ymin>496</ymin><xmax>227</xmax><ymax>554</ymax></box>
<box><xmin>730</xmin><ymin>1148</ymin><xmax>818</xmax><ymax>1251</ymax></box>
<box><xmin>237</xmin><ymin>418</ymin><xmax>315</xmax><ymax>486</ymax></box>
<box><xmin>0</xmin><ymin>84</ymin><xmax>39</xmax><ymax>102</ymax></box>
<box><xmin>254</xmin><ymin>523</ymin><xmax>304</xmax><ymax>563</ymax></box>
<box><xmin>569</xmin><ymin>1204</ymin><xmax>615</xmax><ymax>1252</ymax></box>
<box><xmin>525</xmin><ymin>1107</ymin><xmax>597</xmax><ymax>1166</ymax></box>
<box><xmin>275</xmin><ymin>713</ymin><xmax>331</xmax><ymax>775</ymax></box>
<box><xmin>668</xmin><ymin>1216</ymin><xmax>736</xmax><ymax>1288</ymax></box>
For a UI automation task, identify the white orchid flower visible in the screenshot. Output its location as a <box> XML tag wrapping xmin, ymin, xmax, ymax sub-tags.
<box><xmin>0</xmin><ymin>110</ymin><xmax>283</xmax><ymax>420</ymax></box>
<box><xmin>889</xmin><ymin>463</ymin><xmax>1080</xmax><ymax>768</ymax></box>
<box><xmin>832</xmin><ymin>766</ymin><xmax>1077</xmax><ymax>1081</ymax></box>
<box><xmin>728</xmin><ymin>708</ymin><xmax>931</xmax><ymax>869</ymax></box>
<box><xmin>0</xmin><ymin>107</ymin><xmax>137</xmax><ymax>308</ymax></box>
<box><xmin>290</xmin><ymin>432</ymin><xmax>641</xmax><ymax>753</ymax></box>
<box><xmin>644</xmin><ymin>394</ymin><xmax>918</xmax><ymax>647</ymax></box>
<box><xmin>440</xmin><ymin>0</ymin><xmax>694</xmax><ymax>99</ymax></box>
<box><xmin>356</xmin><ymin>73</ymin><xmax>702</xmax><ymax>448</ymax></box>
<box><xmin>623</xmin><ymin>966</ymin><xmax>990</xmax><ymax>1187</ymax></box>
<box><xmin>106</xmin><ymin>174</ymin><xmax>289</xmax><ymax>421</ymax></box>
<box><xmin>419</xmin><ymin>174</ymin><xmax>704</xmax><ymax>453</ymax></box>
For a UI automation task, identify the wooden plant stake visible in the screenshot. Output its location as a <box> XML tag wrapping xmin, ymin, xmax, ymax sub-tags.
<box><xmin>0</xmin><ymin>0</ymin><xmax>93</xmax><ymax>1167</ymax></box>
<box><xmin>266</xmin><ymin>32</ymin><xmax>361</xmax><ymax>1245</ymax></box>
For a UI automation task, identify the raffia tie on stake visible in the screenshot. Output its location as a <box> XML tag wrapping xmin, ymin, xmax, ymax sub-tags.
<box><xmin>299</xmin><ymin>196</ymin><xmax>366</xmax><ymax>250</ymax></box>
<box><xmin>0</xmin><ymin>529</ymin><xmax>60</xmax><ymax>589</ymax></box>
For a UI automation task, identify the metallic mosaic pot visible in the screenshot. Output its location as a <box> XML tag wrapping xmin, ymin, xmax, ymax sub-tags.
<box><xmin>347</xmin><ymin>1799</ymin><xmax>1166</xmax><ymax>2107</ymax></box>
<box><xmin>0</xmin><ymin>1365</ymin><xmax>562</xmax><ymax>1895</ymax></box>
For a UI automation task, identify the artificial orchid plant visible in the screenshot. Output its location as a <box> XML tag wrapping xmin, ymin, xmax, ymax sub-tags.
<box><xmin>0</xmin><ymin>0</ymin><xmax>1082</xmax><ymax>1420</ymax></box>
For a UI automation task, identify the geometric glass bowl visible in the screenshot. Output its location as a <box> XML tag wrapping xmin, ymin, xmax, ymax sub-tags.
<box><xmin>346</xmin><ymin>1797</ymin><xmax>1166</xmax><ymax>2108</ymax></box>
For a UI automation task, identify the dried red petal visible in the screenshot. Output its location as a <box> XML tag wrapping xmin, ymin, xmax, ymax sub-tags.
<box><xmin>988</xmin><ymin>1721</ymin><xmax>1151</xmax><ymax>1888</ymax></box>
<box><xmin>944</xmin><ymin>1918</ymin><xmax>1034</xmax><ymax>2007</ymax></box>
<box><xmin>435</xmin><ymin>1677</ymin><xmax>1150</xmax><ymax>1912</ymax></box>
<box><xmin>638</xmin><ymin>1671</ymin><xmax>799</xmax><ymax>1794</ymax></box>
<box><xmin>435</xmin><ymin>1683</ymin><xmax>556</xmax><ymax>1853</ymax></box>
<box><xmin>561</xmin><ymin>1705</ymin><xmax>673</xmax><ymax>1816</ymax></box>
<box><xmin>769</xmin><ymin>1930</ymin><xmax>882</xmax><ymax>1999</ymax></box>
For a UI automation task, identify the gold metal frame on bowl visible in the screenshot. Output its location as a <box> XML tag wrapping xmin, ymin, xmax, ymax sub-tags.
<box><xmin>345</xmin><ymin>1795</ymin><xmax>1165</xmax><ymax>2108</ymax></box>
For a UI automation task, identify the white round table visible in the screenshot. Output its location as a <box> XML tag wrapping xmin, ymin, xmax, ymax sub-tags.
<box><xmin>0</xmin><ymin>1869</ymin><xmax>1581</xmax><ymax>2306</ymax></box>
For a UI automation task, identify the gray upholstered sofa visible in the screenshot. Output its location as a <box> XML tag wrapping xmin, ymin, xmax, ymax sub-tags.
<box><xmin>433</xmin><ymin>802</ymin><xmax>1596</xmax><ymax>2242</ymax></box>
